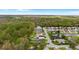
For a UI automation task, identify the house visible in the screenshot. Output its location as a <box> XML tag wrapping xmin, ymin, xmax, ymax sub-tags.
<box><xmin>37</xmin><ymin>36</ymin><xmax>45</xmax><ymax>40</ymax></box>
<box><xmin>47</xmin><ymin>27</ymin><xmax>59</xmax><ymax>31</ymax></box>
<box><xmin>51</xmin><ymin>33</ymin><xmax>62</xmax><ymax>40</ymax></box>
<box><xmin>35</xmin><ymin>26</ymin><xmax>45</xmax><ymax>41</ymax></box>
<box><xmin>75</xmin><ymin>45</ymin><xmax>79</xmax><ymax>50</ymax></box>
<box><xmin>35</xmin><ymin>26</ymin><xmax>43</xmax><ymax>34</ymax></box>
<box><xmin>36</xmin><ymin>33</ymin><xmax>45</xmax><ymax>41</ymax></box>
<box><xmin>64</xmin><ymin>33</ymin><xmax>79</xmax><ymax>36</ymax></box>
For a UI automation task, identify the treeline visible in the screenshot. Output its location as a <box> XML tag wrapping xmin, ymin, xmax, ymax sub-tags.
<box><xmin>7</xmin><ymin>16</ymin><xmax>79</xmax><ymax>27</ymax></box>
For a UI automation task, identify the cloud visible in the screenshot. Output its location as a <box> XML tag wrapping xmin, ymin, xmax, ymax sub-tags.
<box><xmin>68</xmin><ymin>11</ymin><xmax>79</xmax><ymax>15</ymax></box>
<box><xmin>17</xmin><ymin>9</ymin><xmax>31</xmax><ymax>12</ymax></box>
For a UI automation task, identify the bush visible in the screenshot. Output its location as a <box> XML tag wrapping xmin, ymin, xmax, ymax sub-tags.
<box><xmin>49</xmin><ymin>47</ymin><xmax>54</xmax><ymax>50</ymax></box>
<box><xmin>58</xmin><ymin>47</ymin><xmax>66</xmax><ymax>50</ymax></box>
<box><xmin>52</xmin><ymin>40</ymin><xmax>59</xmax><ymax>45</ymax></box>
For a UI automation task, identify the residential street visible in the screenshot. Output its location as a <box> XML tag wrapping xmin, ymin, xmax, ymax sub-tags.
<box><xmin>43</xmin><ymin>27</ymin><xmax>71</xmax><ymax>50</ymax></box>
<box><xmin>43</xmin><ymin>27</ymin><xmax>56</xmax><ymax>50</ymax></box>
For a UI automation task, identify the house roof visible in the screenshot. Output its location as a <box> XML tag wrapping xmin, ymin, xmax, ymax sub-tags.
<box><xmin>36</xmin><ymin>26</ymin><xmax>42</xmax><ymax>29</ymax></box>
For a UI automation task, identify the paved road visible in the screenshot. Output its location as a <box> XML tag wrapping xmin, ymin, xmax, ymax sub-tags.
<box><xmin>43</xmin><ymin>27</ymin><xmax>55</xmax><ymax>50</ymax></box>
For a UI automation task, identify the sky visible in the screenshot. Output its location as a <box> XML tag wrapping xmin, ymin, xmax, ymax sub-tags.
<box><xmin>0</xmin><ymin>9</ymin><xmax>79</xmax><ymax>15</ymax></box>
